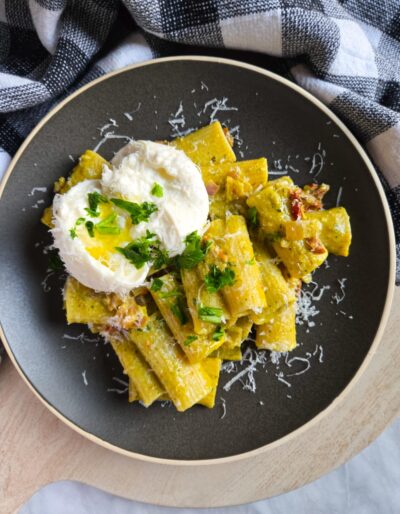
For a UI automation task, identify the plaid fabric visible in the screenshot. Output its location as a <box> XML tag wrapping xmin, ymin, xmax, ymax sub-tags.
<box><xmin>0</xmin><ymin>0</ymin><xmax>399</xmax><ymax>362</ymax></box>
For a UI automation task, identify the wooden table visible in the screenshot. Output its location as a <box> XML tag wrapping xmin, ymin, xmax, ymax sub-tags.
<box><xmin>1</xmin><ymin>288</ymin><xmax>399</xmax><ymax>514</ymax></box>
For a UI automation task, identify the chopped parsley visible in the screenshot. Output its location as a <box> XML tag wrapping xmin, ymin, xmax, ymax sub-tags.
<box><xmin>95</xmin><ymin>213</ymin><xmax>121</xmax><ymax>235</ymax></box>
<box><xmin>85</xmin><ymin>192</ymin><xmax>108</xmax><ymax>217</ymax></box>
<box><xmin>85</xmin><ymin>220</ymin><xmax>94</xmax><ymax>237</ymax></box>
<box><xmin>150</xmin><ymin>278</ymin><xmax>163</xmax><ymax>292</ymax></box>
<box><xmin>247</xmin><ymin>206</ymin><xmax>259</xmax><ymax>228</ymax></box>
<box><xmin>116</xmin><ymin>232</ymin><xmax>168</xmax><ymax>270</ymax></box>
<box><xmin>198</xmin><ymin>306</ymin><xmax>223</xmax><ymax>324</ymax></box>
<box><xmin>204</xmin><ymin>265</ymin><xmax>235</xmax><ymax>292</ymax></box>
<box><xmin>69</xmin><ymin>217</ymin><xmax>85</xmax><ymax>239</ymax></box>
<box><xmin>171</xmin><ymin>298</ymin><xmax>188</xmax><ymax>325</ymax></box>
<box><xmin>175</xmin><ymin>231</ymin><xmax>212</xmax><ymax>269</ymax></box>
<box><xmin>115</xmin><ymin>236</ymin><xmax>153</xmax><ymax>269</ymax></box>
<box><xmin>184</xmin><ymin>335</ymin><xmax>198</xmax><ymax>346</ymax></box>
<box><xmin>212</xmin><ymin>326</ymin><xmax>225</xmax><ymax>341</ymax></box>
<box><xmin>151</xmin><ymin>183</ymin><xmax>164</xmax><ymax>198</ymax></box>
<box><xmin>152</xmin><ymin>246</ymin><xmax>170</xmax><ymax>270</ymax></box>
<box><xmin>111</xmin><ymin>198</ymin><xmax>158</xmax><ymax>225</ymax></box>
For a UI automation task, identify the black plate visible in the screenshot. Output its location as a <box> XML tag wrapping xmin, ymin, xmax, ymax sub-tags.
<box><xmin>0</xmin><ymin>57</ymin><xmax>394</xmax><ymax>461</ymax></box>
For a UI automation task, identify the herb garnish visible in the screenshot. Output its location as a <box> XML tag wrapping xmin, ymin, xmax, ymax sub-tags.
<box><xmin>69</xmin><ymin>217</ymin><xmax>85</xmax><ymax>239</ymax></box>
<box><xmin>115</xmin><ymin>235</ymin><xmax>153</xmax><ymax>269</ymax></box>
<box><xmin>184</xmin><ymin>335</ymin><xmax>198</xmax><ymax>346</ymax></box>
<box><xmin>116</xmin><ymin>232</ymin><xmax>169</xmax><ymax>270</ymax></box>
<box><xmin>171</xmin><ymin>298</ymin><xmax>188</xmax><ymax>325</ymax></box>
<box><xmin>95</xmin><ymin>213</ymin><xmax>121</xmax><ymax>235</ymax></box>
<box><xmin>111</xmin><ymin>198</ymin><xmax>158</xmax><ymax>225</ymax></box>
<box><xmin>85</xmin><ymin>192</ymin><xmax>108</xmax><ymax>217</ymax></box>
<box><xmin>152</xmin><ymin>246</ymin><xmax>169</xmax><ymax>270</ymax></box>
<box><xmin>212</xmin><ymin>326</ymin><xmax>225</xmax><ymax>341</ymax></box>
<box><xmin>85</xmin><ymin>220</ymin><xmax>94</xmax><ymax>237</ymax></box>
<box><xmin>175</xmin><ymin>231</ymin><xmax>212</xmax><ymax>269</ymax></box>
<box><xmin>150</xmin><ymin>278</ymin><xmax>163</xmax><ymax>292</ymax></box>
<box><xmin>151</xmin><ymin>183</ymin><xmax>164</xmax><ymax>198</ymax></box>
<box><xmin>247</xmin><ymin>206</ymin><xmax>259</xmax><ymax>228</ymax></box>
<box><xmin>198</xmin><ymin>306</ymin><xmax>223</xmax><ymax>324</ymax></box>
<box><xmin>204</xmin><ymin>265</ymin><xmax>235</xmax><ymax>292</ymax></box>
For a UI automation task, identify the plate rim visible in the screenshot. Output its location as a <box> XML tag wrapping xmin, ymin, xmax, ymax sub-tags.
<box><xmin>0</xmin><ymin>55</ymin><xmax>396</xmax><ymax>465</ymax></box>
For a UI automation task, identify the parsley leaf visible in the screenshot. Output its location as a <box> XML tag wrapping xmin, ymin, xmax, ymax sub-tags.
<box><xmin>198</xmin><ymin>306</ymin><xmax>223</xmax><ymax>324</ymax></box>
<box><xmin>212</xmin><ymin>326</ymin><xmax>225</xmax><ymax>341</ymax></box>
<box><xmin>150</xmin><ymin>278</ymin><xmax>163</xmax><ymax>292</ymax></box>
<box><xmin>247</xmin><ymin>206</ymin><xmax>259</xmax><ymax>228</ymax></box>
<box><xmin>152</xmin><ymin>246</ymin><xmax>170</xmax><ymax>270</ymax></box>
<box><xmin>115</xmin><ymin>237</ymin><xmax>152</xmax><ymax>269</ymax></box>
<box><xmin>176</xmin><ymin>231</ymin><xmax>211</xmax><ymax>269</ymax></box>
<box><xmin>85</xmin><ymin>221</ymin><xmax>94</xmax><ymax>237</ymax></box>
<box><xmin>111</xmin><ymin>198</ymin><xmax>158</xmax><ymax>225</ymax></box>
<box><xmin>116</xmin><ymin>232</ymin><xmax>169</xmax><ymax>269</ymax></box>
<box><xmin>204</xmin><ymin>265</ymin><xmax>235</xmax><ymax>292</ymax></box>
<box><xmin>184</xmin><ymin>335</ymin><xmax>198</xmax><ymax>346</ymax></box>
<box><xmin>151</xmin><ymin>183</ymin><xmax>164</xmax><ymax>198</ymax></box>
<box><xmin>171</xmin><ymin>298</ymin><xmax>188</xmax><ymax>325</ymax></box>
<box><xmin>69</xmin><ymin>217</ymin><xmax>85</xmax><ymax>239</ymax></box>
<box><xmin>95</xmin><ymin>213</ymin><xmax>121</xmax><ymax>235</ymax></box>
<box><xmin>85</xmin><ymin>192</ymin><xmax>108</xmax><ymax>217</ymax></box>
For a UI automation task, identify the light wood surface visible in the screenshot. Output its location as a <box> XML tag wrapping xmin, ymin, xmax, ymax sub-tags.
<box><xmin>1</xmin><ymin>287</ymin><xmax>399</xmax><ymax>514</ymax></box>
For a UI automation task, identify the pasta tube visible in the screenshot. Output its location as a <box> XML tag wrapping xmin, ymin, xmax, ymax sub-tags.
<box><xmin>171</xmin><ymin>121</ymin><xmax>236</xmax><ymax>165</ymax></box>
<box><xmin>306</xmin><ymin>207</ymin><xmax>352</xmax><ymax>256</ymax></box>
<box><xmin>204</xmin><ymin>216</ymin><xmax>266</xmax><ymax>318</ymax></box>
<box><xmin>130</xmin><ymin>315</ymin><xmax>213</xmax><ymax>412</ymax></box>
<box><xmin>251</xmin><ymin>242</ymin><xmax>296</xmax><ymax>324</ymax></box>
<box><xmin>198</xmin><ymin>358</ymin><xmax>222</xmax><ymax>408</ymax></box>
<box><xmin>149</xmin><ymin>273</ymin><xmax>225</xmax><ymax>362</ymax></box>
<box><xmin>256</xmin><ymin>301</ymin><xmax>297</xmax><ymax>352</ymax></box>
<box><xmin>109</xmin><ymin>334</ymin><xmax>164</xmax><ymax>407</ymax></box>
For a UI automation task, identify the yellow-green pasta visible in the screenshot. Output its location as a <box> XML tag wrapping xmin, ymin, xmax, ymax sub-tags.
<box><xmin>149</xmin><ymin>273</ymin><xmax>225</xmax><ymax>362</ymax></box>
<box><xmin>109</xmin><ymin>334</ymin><xmax>164</xmax><ymax>407</ymax></box>
<box><xmin>247</xmin><ymin>176</ymin><xmax>294</xmax><ymax>234</ymax></box>
<box><xmin>128</xmin><ymin>379</ymin><xmax>139</xmax><ymax>403</ymax></box>
<box><xmin>273</xmin><ymin>238</ymin><xmax>328</xmax><ymax>279</ymax></box>
<box><xmin>198</xmin><ymin>358</ymin><xmax>222</xmax><ymax>408</ymax></box>
<box><xmin>171</xmin><ymin>121</ymin><xmax>236</xmax><ymax>165</ymax></box>
<box><xmin>211</xmin><ymin>345</ymin><xmax>243</xmax><ymax>361</ymax></box>
<box><xmin>204</xmin><ymin>215</ymin><xmax>267</xmax><ymax>318</ymax></box>
<box><xmin>256</xmin><ymin>300</ymin><xmax>297</xmax><ymax>352</ymax></box>
<box><xmin>130</xmin><ymin>315</ymin><xmax>212</xmax><ymax>412</ymax></box>
<box><xmin>64</xmin><ymin>276</ymin><xmax>110</xmax><ymax>325</ymax></box>
<box><xmin>306</xmin><ymin>207</ymin><xmax>352</xmax><ymax>256</ymax></box>
<box><xmin>251</xmin><ymin>242</ymin><xmax>296</xmax><ymax>324</ymax></box>
<box><xmin>181</xmin><ymin>265</ymin><xmax>232</xmax><ymax>336</ymax></box>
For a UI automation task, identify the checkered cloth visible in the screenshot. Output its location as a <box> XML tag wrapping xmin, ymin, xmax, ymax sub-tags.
<box><xmin>0</xmin><ymin>1</ymin><xmax>399</xmax><ymax>361</ymax></box>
